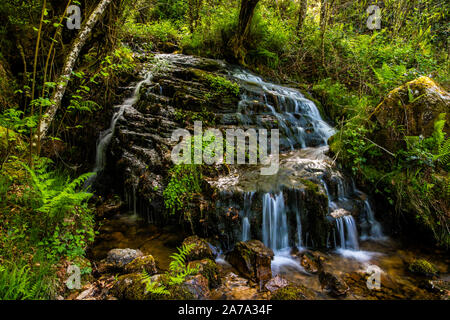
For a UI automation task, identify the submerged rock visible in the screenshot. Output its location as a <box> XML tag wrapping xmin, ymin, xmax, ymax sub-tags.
<box><xmin>226</xmin><ymin>240</ymin><xmax>274</xmax><ymax>284</ymax></box>
<box><xmin>318</xmin><ymin>270</ymin><xmax>349</xmax><ymax>297</ymax></box>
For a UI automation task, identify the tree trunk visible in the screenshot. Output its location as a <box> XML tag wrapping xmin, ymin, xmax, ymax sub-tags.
<box><xmin>297</xmin><ymin>0</ymin><xmax>308</xmax><ymax>33</ymax></box>
<box><xmin>229</xmin><ymin>0</ymin><xmax>260</xmax><ymax>65</ymax></box>
<box><xmin>38</xmin><ymin>0</ymin><xmax>113</xmax><ymax>143</ymax></box>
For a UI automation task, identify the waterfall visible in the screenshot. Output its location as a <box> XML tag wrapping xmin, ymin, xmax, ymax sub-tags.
<box><xmin>85</xmin><ymin>72</ymin><xmax>153</xmax><ymax>188</ymax></box>
<box><xmin>336</xmin><ymin>215</ymin><xmax>359</xmax><ymax>250</ymax></box>
<box><xmin>262</xmin><ymin>192</ymin><xmax>289</xmax><ymax>252</ymax></box>
<box><xmin>360</xmin><ymin>199</ymin><xmax>384</xmax><ymax>240</ymax></box>
<box><xmin>241</xmin><ymin>192</ymin><xmax>254</xmax><ymax>242</ymax></box>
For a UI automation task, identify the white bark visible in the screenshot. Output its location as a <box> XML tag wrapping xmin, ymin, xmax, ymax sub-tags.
<box><xmin>39</xmin><ymin>0</ymin><xmax>113</xmax><ymax>140</ymax></box>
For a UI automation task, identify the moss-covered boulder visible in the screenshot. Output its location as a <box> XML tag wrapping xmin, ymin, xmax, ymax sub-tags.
<box><xmin>372</xmin><ymin>76</ymin><xmax>450</xmax><ymax>153</ymax></box>
<box><xmin>226</xmin><ymin>240</ymin><xmax>274</xmax><ymax>284</ymax></box>
<box><xmin>110</xmin><ymin>273</ymin><xmax>197</xmax><ymax>300</ymax></box>
<box><xmin>124</xmin><ymin>255</ymin><xmax>158</xmax><ymax>275</ymax></box>
<box><xmin>270</xmin><ymin>285</ymin><xmax>308</xmax><ymax>300</ymax></box>
<box><xmin>188</xmin><ymin>259</ymin><xmax>221</xmax><ymax>288</ymax></box>
<box><xmin>408</xmin><ymin>259</ymin><xmax>438</xmax><ymax>277</ymax></box>
<box><xmin>110</xmin><ymin>273</ymin><xmax>153</xmax><ymax>300</ymax></box>
<box><xmin>182</xmin><ymin>236</ymin><xmax>215</xmax><ymax>262</ymax></box>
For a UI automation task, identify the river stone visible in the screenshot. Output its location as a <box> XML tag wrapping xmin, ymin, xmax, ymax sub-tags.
<box><xmin>210</xmin><ymin>272</ymin><xmax>259</xmax><ymax>300</ymax></box>
<box><xmin>181</xmin><ymin>274</ymin><xmax>210</xmax><ymax>299</ymax></box>
<box><xmin>182</xmin><ymin>236</ymin><xmax>215</xmax><ymax>262</ymax></box>
<box><xmin>106</xmin><ymin>248</ymin><xmax>144</xmax><ymax>268</ymax></box>
<box><xmin>124</xmin><ymin>255</ymin><xmax>158</xmax><ymax>275</ymax></box>
<box><xmin>264</xmin><ymin>275</ymin><xmax>289</xmax><ymax>292</ymax></box>
<box><xmin>226</xmin><ymin>240</ymin><xmax>274</xmax><ymax>284</ymax></box>
<box><xmin>318</xmin><ymin>270</ymin><xmax>349</xmax><ymax>297</ymax></box>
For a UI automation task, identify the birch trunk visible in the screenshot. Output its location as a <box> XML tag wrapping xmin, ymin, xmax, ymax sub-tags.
<box><xmin>38</xmin><ymin>0</ymin><xmax>113</xmax><ymax>141</ymax></box>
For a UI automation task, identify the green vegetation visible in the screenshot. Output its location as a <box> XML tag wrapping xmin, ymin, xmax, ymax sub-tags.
<box><xmin>0</xmin><ymin>0</ymin><xmax>448</xmax><ymax>300</ymax></box>
<box><xmin>408</xmin><ymin>259</ymin><xmax>438</xmax><ymax>276</ymax></box>
<box><xmin>142</xmin><ymin>244</ymin><xmax>199</xmax><ymax>298</ymax></box>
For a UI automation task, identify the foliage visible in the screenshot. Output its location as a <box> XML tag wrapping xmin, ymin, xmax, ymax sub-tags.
<box><xmin>0</xmin><ymin>157</ymin><xmax>95</xmax><ymax>298</ymax></box>
<box><xmin>163</xmin><ymin>164</ymin><xmax>202</xmax><ymax>216</ymax></box>
<box><xmin>142</xmin><ymin>244</ymin><xmax>199</xmax><ymax>297</ymax></box>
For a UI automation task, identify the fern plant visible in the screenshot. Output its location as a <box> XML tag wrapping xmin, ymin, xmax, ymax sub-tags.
<box><xmin>141</xmin><ymin>244</ymin><xmax>199</xmax><ymax>297</ymax></box>
<box><xmin>167</xmin><ymin>244</ymin><xmax>199</xmax><ymax>285</ymax></box>
<box><xmin>22</xmin><ymin>160</ymin><xmax>94</xmax><ymax>219</ymax></box>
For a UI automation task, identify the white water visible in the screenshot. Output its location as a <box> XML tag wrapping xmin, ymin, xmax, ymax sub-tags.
<box><xmin>85</xmin><ymin>72</ymin><xmax>152</xmax><ymax>188</ymax></box>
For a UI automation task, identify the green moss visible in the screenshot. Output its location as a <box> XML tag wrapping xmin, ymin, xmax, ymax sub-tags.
<box><xmin>408</xmin><ymin>259</ymin><xmax>438</xmax><ymax>276</ymax></box>
<box><xmin>300</xmin><ymin>179</ymin><xmax>320</xmax><ymax>194</ymax></box>
<box><xmin>270</xmin><ymin>285</ymin><xmax>307</xmax><ymax>300</ymax></box>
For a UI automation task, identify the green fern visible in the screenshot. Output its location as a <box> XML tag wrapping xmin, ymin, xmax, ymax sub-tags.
<box><xmin>168</xmin><ymin>243</ymin><xmax>199</xmax><ymax>285</ymax></box>
<box><xmin>21</xmin><ymin>161</ymin><xmax>94</xmax><ymax>218</ymax></box>
<box><xmin>432</xmin><ymin>113</ymin><xmax>449</xmax><ymax>169</ymax></box>
<box><xmin>142</xmin><ymin>271</ymin><xmax>170</xmax><ymax>296</ymax></box>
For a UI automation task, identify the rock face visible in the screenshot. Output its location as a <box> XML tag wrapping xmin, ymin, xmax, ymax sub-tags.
<box><xmin>372</xmin><ymin>76</ymin><xmax>450</xmax><ymax>153</ymax></box>
<box><xmin>226</xmin><ymin>240</ymin><xmax>274</xmax><ymax>284</ymax></box>
<box><xmin>106</xmin><ymin>248</ymin><xmax>144</xmax><ymax>269</ymax></box>
<box><xmin>182</xmin><ymin>236</ymin><xmax>215</xmax><ymax>262</ymax></box>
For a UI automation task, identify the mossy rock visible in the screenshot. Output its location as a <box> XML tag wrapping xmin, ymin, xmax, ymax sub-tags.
<box><xmin>110</xmin><ymin>273</ymin><xmax>196</xmax><ymax>300</ymax></box>
<box><xmin>182</xmin><ymin>236</ymin><xmax>215</xmax><ymax>262</ymax></box>
<box><xmin>124</xmin><ymin>255</ymin><xmax>158</xmax><ymax>275</ymax></box>
<box><xmin>408</xmin><ymin>259</ymin><xmax>438</xmax><ymax>277</ymax></box>
<box><xmin>188</xmin><ymin>259</ymin><xmax>221</xmax><ymax>289</ymax></box>
<box><xmin>270</xmin><ymin>285</ymin><xmax>308</xmax><ymax>300</ymax></box>
<box><xmin>371</xmin><ymin>76</ymin><xmax>450</xmax><ymax>154</ymax></box>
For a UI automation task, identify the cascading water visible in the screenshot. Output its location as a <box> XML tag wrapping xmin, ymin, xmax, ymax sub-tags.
<box><xmin>262</xmin><ymin>192</ymin><xmax>289</xmax><ymax>251</ymax></box>
<box><xmin>85</xmin><ymin>72</ymin><xmax>153</xmax><ymax>188</ymax></box>
<box><xmin>226</xmin><ymin>67</ymin><xmax>384</xmax><ymax>264</ymax></box>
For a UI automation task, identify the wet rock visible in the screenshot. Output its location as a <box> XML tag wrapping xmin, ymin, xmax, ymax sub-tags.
<box><xmin>188</xmin><ymin>259</ymin><xmax>221</xmax><ymax>288</ymax></box>
<box><xmin>182</xmin><ymin>236</ymin><xmax>215</xmax><ymax>262</ymax></box>
<box><xmin>96</xmin><ymin>197</ymin><xmax>123</xmax><ymax>219</ymax></box>
<box><xmin>210</xmin><ymin>272</ymin><xmax>259</xmax><ymax>300</ymax></box>
<box><xmin>181</xmin><ymin>274</ymin><xmax>210</xmax><ymax>299</ymax></box>
<box><xmin>270</xmin><ymin>285</ymin><xmax>308</xmax><ymax>300</ymax></box>
<box><xmin>424</xmin><ymin>280</ymin><xmax>450</xmax><ymax>300</ymax></box>
<box><xmin>318</xmin><ymin>270</ymin><xmax>349</xmax><ymax>297</ymax></box>
<box><xmin>226</xmin><ymin>240</ymin><xmax>274</xmax><ymax>284</ymax></box>
<box><xmin>264</xmin><ymin>275</ymin><xmax>289</xmax><ymax>293</ymax></box>
<box><xmin>408</xmin><ymin>259</ymin><xmax>439</xmax><ymax>277</ymax></box>
<box><xmin>106</xmin><ymin>248</ymin><xmax>144</xmax><ymax>269</ymax></box>
<box><xmin>124</xmin><ymin>255</ymin><xmax>158</xmax><ymax>275</ymax></box>
<box><xmin>299</xmin><ymin>252</ymin><xmax>320</xmax><ymax>274</ymax></box>
<box><xmin>110</xmin><ymin>273</ymin><xmax>155</xmax><ymax>300</ymax></box>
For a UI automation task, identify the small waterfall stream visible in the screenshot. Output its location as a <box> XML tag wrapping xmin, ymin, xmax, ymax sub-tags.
<box><xmin>85</xmin><ymin>72</ymin><xmax>153</xmax><ymax>188</ymax></box>
<box><xmin>225</xmin><ymin>67</ymin><xmax>385</xmax><ymax>266</ymax></box>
